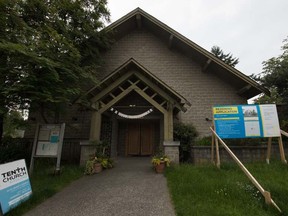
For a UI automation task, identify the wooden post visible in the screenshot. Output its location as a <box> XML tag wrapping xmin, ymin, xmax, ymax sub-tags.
<box><xmin>211</xmin><ymin>134</ymin><xmax>215</xmax><ymax>163</ymax></box>
<box><xmin>266</xmin><ymin>137</ymin><xmax>272</xmax><ymax>164</ymax></box>
<box><xmin>90</xmin><ymin>111</ymin><xmax>102</xmax><ymax>141</ymax></box>
<box><xmin>278</xmin><ymin>137</ymin><xmax>287</xmax><ymax>164</ymax></box>
<box><xmin>163</xmin><ymin>109</ymin><xmax>172</xmax><ymax>141</ymax></box>
<box><xmin>215</xmin><ymin>135</ymin><xmax>220</xmax><ymax>168</ymax></box>
<box><xmin>167</xmin><ymin>103</ymin><xmax>174</xmax><ymax>140</ymax></box>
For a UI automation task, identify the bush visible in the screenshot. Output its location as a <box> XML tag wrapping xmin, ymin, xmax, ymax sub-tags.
<box><xmin>173</xmin><ymin>123</ymin><xmax>198</xmax><ymax>162</ymax></box>
<box><xmin>0</xmin><ymin>137</ymin><xmax>32</xmax><ymax>165</ymax></box>
<box><xmin>195</xmin><ymin>136</ymin><xmax>212</xmax><ymax>146</ymax></box>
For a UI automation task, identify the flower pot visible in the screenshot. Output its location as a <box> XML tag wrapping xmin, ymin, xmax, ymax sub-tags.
<box><xmin>93</xmin><ymin>162</ymin><xmax>102</xmax><ymax>174</ymax></box>
<box><xmin>155</xmin><ymin>162</ymin><xmax>165</xmax><ymax>173</ymax></box>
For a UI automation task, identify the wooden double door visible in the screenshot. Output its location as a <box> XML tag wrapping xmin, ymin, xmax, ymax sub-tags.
<box><xmin>126</xmin><ymin>122</ymin><xmax>154</xmax><ymax>156</ymax></box>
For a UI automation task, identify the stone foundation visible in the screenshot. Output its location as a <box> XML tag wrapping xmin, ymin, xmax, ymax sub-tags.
<box><xmin>80</xmin><ymin>141</ymin><xmax>96</xmax><ymax>166</ymax></box>
<box><xmin>191</xmin><ymin>145</ymin><xmax>288</xmax><ymax>164</ymax></box>
<box><xmin>164</xmin><ymin>141</ymin><xmax>180</xmax><ymax>164</ymax></box>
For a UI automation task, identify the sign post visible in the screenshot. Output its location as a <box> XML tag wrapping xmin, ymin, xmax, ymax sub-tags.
<box><xmin>29</xmin><ymin>123</ymin><xmax>65</xmax><ymax>175</ymax></box>
<box><xmin>0</xmin><ymin>160</ymin><xmax>32</xmax><ymax>215</ymax></box>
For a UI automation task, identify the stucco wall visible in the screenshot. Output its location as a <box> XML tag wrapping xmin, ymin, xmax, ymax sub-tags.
<box><xmin>99</xmin><ymin>29</ymin><xmax>246</xmax><ymax>137</ymax></box>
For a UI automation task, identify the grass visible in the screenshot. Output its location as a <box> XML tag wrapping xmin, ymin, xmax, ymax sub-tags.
<box><xmin>6</xmin><ymin>159</ymin><xmax>84</xmax><ymax>216</ymax></box>
<box><xmin>166</xmin><ymin>160</ymin><xmax>288</xmax><ymax>216</ymax></box>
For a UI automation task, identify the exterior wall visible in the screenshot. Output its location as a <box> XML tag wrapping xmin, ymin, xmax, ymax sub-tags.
<box><xmin>99</xmin><ymin>29</ymin><xmax>246</xmax><ymax>137</ymax></box>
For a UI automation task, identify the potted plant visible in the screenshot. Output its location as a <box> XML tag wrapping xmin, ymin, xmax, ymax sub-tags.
<box><xmin>151</xmin><ymin>154</ymin><xmax>170</xmax><ymax>173</ymax></box>
<box><xmin>93</xmin><ymin>156</ymin><xmax>103</xmax><ymax>173</ymax></box>
<box><xmin>84</xmin><ymin>156</ymin><xmax>103</xmax><ymax>175</ymax></box>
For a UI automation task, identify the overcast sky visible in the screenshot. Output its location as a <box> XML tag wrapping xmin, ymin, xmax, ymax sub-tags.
<box><xmin>107</xmin><ymin>0</ymin><xmax>288</xmax><ymax>77</ymax></box>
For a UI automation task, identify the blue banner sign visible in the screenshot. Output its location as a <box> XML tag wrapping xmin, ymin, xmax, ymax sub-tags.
<box><xmin>213</xmin><ymin>104</ymin><xmax>280</xmax><ymax>139</ymax></box>
<box><xmin>0</xmin><ymin>159</ymin><xmax>32</xmax><ymax>214</ymax></box>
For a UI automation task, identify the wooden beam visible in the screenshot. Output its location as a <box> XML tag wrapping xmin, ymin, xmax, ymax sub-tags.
<box><xmin>119</xmin><ymin>86</ymin><xmax>125</xmax><ymax>92</ymax></box>
<box><xmin>168</xmin><ymin>34</ymin><xmax>174</xmax><ymax>49</ymax></box>
<box><xmin>134</xmin><ymin>88</ymin><xmax>167</xmax><ymax>114</ymax></box>
<box><xmin>143</xmin><ymin>86</ymin><xmax>149</xmax><ymax>92</ymax></box>
<box><xmin>91</xmin><ymin>71</ymin><xmax>134</xmax><ymax>103</ymax></box>
<box><xmin>202</xmin><ymin>59</ymin><xmax>212</xmax><ymax>72</ymax></box>
<box><xmin>134</xmin><ymin>71</ymin><xmax>185</xmax><ymax>112</ymax></box>
<box><xmin>109</xmin><ymin>93</ymin><xmax>116</xmax><ymax>98</ymax></box>
<box><xmin>237</xmin><ymin>84</ymin><xmax>252</xmax><ymax>95</ymax></box>
<box><xmin>151</xmin><ymin>93</ymin><xmax>157</xmax><ymax>98</ymax></box>
<box><xmin>98</xmin><ymin>85</ymin><xmax>136</xmax><ymax>113</ymax></box>
<box><xmin>136</xmin><ymin>14</ymin><xmax>142</xmax><ymax>29</ymax></box>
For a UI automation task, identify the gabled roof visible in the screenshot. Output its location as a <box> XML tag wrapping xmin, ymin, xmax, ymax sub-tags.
<box><xmin>83</xmin><ymin>58</ymin><xmax>190</xmax><ymax>113</ymax></box>
<box><xmin>105</xmin><ymin>8</ymin><xmax>269</xmax><ymax>99</ymax></box>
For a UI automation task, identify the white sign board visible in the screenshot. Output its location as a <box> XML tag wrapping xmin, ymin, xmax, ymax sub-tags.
<box><xmin>30</xmin><ymin>123</ymin><xmax>65</xmax><ymax>174</ymax></box>
<box><xmin>35</xmin><ymin>125</ymin><xmax>61</xmax><ymax>157</ymax></box>
<box><xmin>0</xmin><ymin>160</ymin><xmax>32</xmax><ymax>214</ymax></box>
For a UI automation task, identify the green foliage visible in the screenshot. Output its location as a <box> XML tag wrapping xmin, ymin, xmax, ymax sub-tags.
<box><xmin>166</xmin><ymin>162</ymin><xmax>288</xmax><ymax>215</ymax></box>
<box><xmin>0</xmin><ymin>137</ymin><xmax>32</xmax><ymax>164</ymax></box>
<box><xmin>84</xmin><ymin>139</ymin><xmax>114</xmax><ymax>174</ymax></box>
<box><xmin>84</xmin><ymin>159</ymin><xmax>95</xmax><ymax>175</ymax></box>
<box><xmin>174</xmin><ymin>123</ymin><xmax>198</xmax><ymax>162</ymax></box>
<box><xmin>195</xmin><ymin>136</ymin><xmax>212</xmax><ymax>146</ymax></box>
<box><xmin>90</xmin><ymin>139</ymin><xmax>111</xmax><ymax>157</ymax></box>
<box><xmin>251</xmin><ymin>36</ymin><xmax>288</xmax><ymax>105</ymax></box>
<box><xmin>3</xmin><ymin>110</ymin><xmax>27</xmax><ymax>137</ymax></box>
<box><xmin>211</xmin><ymin>45</ymin><xmax>239</xmax><ymax>67</ymax></box>
<box><xmin>0</xmin><ymin>0</ymin><xmax>112</xmax><ymax>133</ymax></box>
<box><xmin>151</xmin><ymin>154</ymin><xmax>171</xmax><ymax>167</ymax></box>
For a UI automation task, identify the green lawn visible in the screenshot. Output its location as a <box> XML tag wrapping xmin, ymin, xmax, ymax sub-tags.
<box><xmin>6</xmin><ymin>160</ymin><xmax>84</xmax><ymax>216</ymax></box>
<box><xmin>166</xmin><ymin>161</ymin><xmax>288</xmax><ymax>216</ymax></box>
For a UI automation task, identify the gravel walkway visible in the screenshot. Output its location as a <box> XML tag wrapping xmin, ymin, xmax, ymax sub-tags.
<box><xmin>24</xmin><ymin>157</ymin><xmax>175</xmax><ymax>216</ymax></box>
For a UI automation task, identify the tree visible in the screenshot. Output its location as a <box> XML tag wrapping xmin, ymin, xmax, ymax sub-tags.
<box><xmin>0</xmin><ymin>0</ymin><xmax>111</xmax><ymax>143</ymax></box>
<box><xmin>252</xmin><ymin>37</ymin><xmax>288</xmax><ymax>104</ymax></box>
<box><xmin>251</xmin><ymin>37</ymin><xmax>288</xmax><ymax>130</ymax></box>
<box><xmin>3</xmin><ymin>110</ymin><xmax>27</xmax><ymax>138</ymax></box>
<box><xmin>211</xmin><ymin>45</ymin><xmax>239</xmax><ymax>67</ymax></box>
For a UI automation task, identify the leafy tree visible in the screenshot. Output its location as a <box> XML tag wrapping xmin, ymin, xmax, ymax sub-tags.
<box><xmin>253</xmin><ymin>37</ymin><xmax>288</xmax><ymax>104</ymax></box>
<box><xmin>211</xmin><ymin>45</ymin><xmax>239</xmax><ymax>67</ymax></box>
<box><xmin>3</xmin><ymin>111</ymin><xmax>27</xmax><ymax>138</ymax></box>
<box><xmin>251</xmin><ymin>37</ymin><xmax>288</xmax><ymax>130</ymax></box>
<box><xmin>0</xmin><ymin>0</ymin><xmax>111</xmax><ymax>143</ymax></box>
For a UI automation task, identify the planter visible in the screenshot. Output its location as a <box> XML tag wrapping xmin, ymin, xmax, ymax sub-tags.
<box><xmin>93</xmin><ymin>162</ymin><xmax>102</xmax><ymax>174</ymax></box>
<box><xmin>155</xmin><ymin>162</ymin><xmax>165</xmax><ymax>173</ymax></box>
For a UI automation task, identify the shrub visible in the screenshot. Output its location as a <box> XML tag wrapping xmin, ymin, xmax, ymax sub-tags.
<box><xmin>195</xmin><ymin>136</ymin><xmax>212</xmax><ymax>146</ymax></box>
<box><xmin>0</xmin><ymin>137</ymin><xmax>32</xmax><ymax>164</ymax></box>
<box><xmin>173</xmin><ymin>123</ymin><xmax>198</xmax><ymax>162</ymax></box>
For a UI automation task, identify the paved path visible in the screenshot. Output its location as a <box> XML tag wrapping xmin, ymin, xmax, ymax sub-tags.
<box><xmin>24</xmin><ymin>157</ymin><xmax>175</xmax><ymax>216</ymax></box>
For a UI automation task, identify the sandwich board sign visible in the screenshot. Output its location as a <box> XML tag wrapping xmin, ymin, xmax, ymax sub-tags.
<box><xmin>0</xmin><ymin>159</ymin><xmax>32</xmax><ymax>215</ymax></box>
<box><xmin>213</xmin><ymin>104</ymin><xmax>280</xmax><ymax>139</ymax></box>
<box><xmin>30</xmin><ymin>123</ymin><xmax>65</xmax><ymax>174</ymax></box>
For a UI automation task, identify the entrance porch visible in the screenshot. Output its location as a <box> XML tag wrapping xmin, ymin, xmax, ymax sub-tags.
<box><xmin>78</xmin><ymin>59</ymin><xmax>190</xmax><ymax>165</ymax></box>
